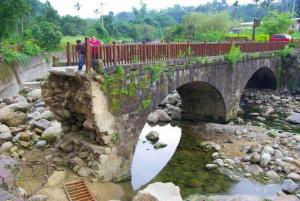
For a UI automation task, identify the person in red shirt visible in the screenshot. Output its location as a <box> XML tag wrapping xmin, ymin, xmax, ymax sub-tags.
<box><xmin>89</xmin><ymin>35</ymin><xmax>102</xmax><ymax>47</ymax></box>
<box><xmin>89</xmin><ymin>36</ymin><xmax>102</xmax><ymax>68</ymax></box>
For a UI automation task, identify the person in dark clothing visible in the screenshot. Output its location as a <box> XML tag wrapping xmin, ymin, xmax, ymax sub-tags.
<box><xmin>76</xmin><ymin>40</ymin><xmax>86</xmax><ymax>72</ymax></box>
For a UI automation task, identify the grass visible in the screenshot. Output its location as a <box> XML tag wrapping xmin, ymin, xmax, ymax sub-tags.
<box><xmin>291</xmin><ymin>32</ymin><xmax>300</xmax><ymax>39</ymax></box>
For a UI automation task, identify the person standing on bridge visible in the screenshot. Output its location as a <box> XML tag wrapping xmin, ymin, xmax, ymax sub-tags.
<box><xmin>76</xmin><ymin>39</ymin><xmax>86</xmax><ymax>73</ymax></box>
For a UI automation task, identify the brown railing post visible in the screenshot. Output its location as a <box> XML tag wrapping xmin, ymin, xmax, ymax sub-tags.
<box><xmin>113</xmin><ymin>41</ymin><xmax>117</xmax><ymax>65</ymax></box>
<box><xmin>67</xmin><ymin>42</ymin><xmax>71</xmax><ymax>66</ymax></box>
<box><xmin>142</xmin><ymin>41</ymin><xmax>146</xmax><ymax>63</ymax></box>
<box><xmin>85</xmin><ymin>37</ymin><xmax>91</xmax><ymax>72</ymax></box>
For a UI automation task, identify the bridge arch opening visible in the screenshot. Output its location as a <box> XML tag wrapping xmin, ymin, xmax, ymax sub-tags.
<box><xmin>245</xmin><ymin>67</ymin><xmax>277</xmax><ymax>90</ymax></box>
<box><xmin>177</xmin><ymin>81</ymin><xmax>227</xmax><ymax>123</ymax></box>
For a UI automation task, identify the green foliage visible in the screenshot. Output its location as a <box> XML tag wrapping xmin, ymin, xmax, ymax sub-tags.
<box><xmin>182</xmin><ymin>12</ymin><xmax>230</xmax><ymax>40</ymax></box>
<box><xmin>60</xmin><ymin>15</ymin><xmax>87</xmax><ymax>36</ymax></box>
<box><xmin>255</xmin><ymin>34</ymin><xmax>270</xmax><ymax>42</ymax></box>
<box><xmin>279</xmin><ymin>45</ymin><xmax>294</xmax><ymax>58</ymax></box>
<box><xmin>22</xmin><ymin>40</ymin><xmax>40</xmax><ymax>56</ymax></box>
<box><xmin>111</xmin><ymin>133</ymin><xmax>119</xmax><ymax>142</ymax></box>
<box><xmin>224</xmin><ymin>44</ymin><xmax>245</xmax><ymax>69</ymax></box>
<box><xmin>32</xmin><ymin>22</ymin><xmax>63</xmax><ymax>50</ymax></box>
<box><xmin>0</xmin><ymin>42</ymin><xmax>30</xmax><ymax>65</ymax></box>
<box><xmin>142</xmin><ymin>99</ymin><xmax>152</xmax><ymax>110</ymax></box>
<box><xmin>146</xmin><ymin>63</ymin><xmax>165</xmax><ymax>82</ymax></box>
<box><xmin>261</xmin><ymin>11</ymin><xmax>293</xmax><ymax>36</ymax></box>
<box><xmin>179</xmin><ymin>47</ymin><xmax>194</xmax><ymax>59</ymax></box>
<box><xmin>193</xmin><ymin>56</ymin><xmax>209</xmax><ymax>64</ymax></box>
<box><xmin>195</xmin><ymin>32</ymin><xmax>226</xmax><ymax>42</ymax></box>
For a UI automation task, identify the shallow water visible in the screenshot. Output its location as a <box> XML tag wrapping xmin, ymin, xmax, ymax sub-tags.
<box><xmin>129</xmin><ymin>123</ymin><xmax>287</xmax><ymax>199</ymax></box>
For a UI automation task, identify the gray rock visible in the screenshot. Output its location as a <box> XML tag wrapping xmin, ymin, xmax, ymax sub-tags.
<box><xmin>77</xmin><ymin>167</ymin><xmax>89</xmax><ymax>177</ymax></box>
<box><xmin>147</xmin><ymin>109</ymin><xmax>172</xmax><ymax>125</ymax></box>
<box><xmin>36</xmin><ymin>140</ymin><xmax>47</xmax><ymax>148</ymax></box>
<box><xmin>27</xmin><ymin>195</ymin><xmax>47</xmax><ymax>201</ymax></box>
<box><xmin>7</xmin><ymin>102</ymin><xmax>32</xmax><ymax>113</ymax></box>
<box><xmin>272</xmin><ymin>195</ymin><xmax>299</xmax><ymax>201</ymax></box>
<box><xmin>0</xmin><ymin>132</ymin><xmax>13</xmax><ymax>142</ymax></box>
<box><xmin>250</xmin><ymin>152</ymin><xmax>261</xmax><ymax>164</ymax></box>
<box><xmin>35</xmin><ymin>111</ymin><xmax>55</xmax><ymax>121</ymax></box>
<box><xmin>249</xmin><ymin>144</ymin><xmax>263</xmax><ymax>153</ymax></box>
<box><xmin>287</xmin><ymin>173</ymin><xmax>300</xmax><ymax>181</ymax></box>
<box><xmin>30</xmin><ymin>119</ymin><xmax>51</xmax><ymax>131</ymax></box>
<box><xmin>265</xmin><ymin>170</ymin><xmax>280</xmax><ymax>182</ymax></box>
<box><xmin>286</xmin><ymin>113</ymin><xmax>300</xmax><ymax>124</ymax></box>
<box><xmin>260</xmin><ymin>153</ymin><xmax>271</xmax><ymax>168</ymax></box>
<box><xmin>41</xmin><ymin>121</ymin><xmax>62</xmax><ymax>142</ymax></box>
<box><xmin>262</xmin><ymin>145</ymin><xmax>275</xmax><ymax>155</ymax></box>
<box><xmin>59</xmin><ymin>142</ymin><xmax>74</xmax><ymax>153</ymax></box>
<box><xmin>171</xmin><ymin>107</ymin><xmax>182</xmax><ymax>120</ymax></box>
<box><xmin>154</xmin><ymin>142</ymin><xmax>167</xmax><ymax>149</ymax></box>
<box><xmin>27</xmin><ymin>89</ymin><xmax>42</xmax><ymax>101</ymax></box>
<box><xmin>205</xmin><ymin>164</ymin><xmax>218</xmax><ymax>170</ymax></box>
<box><xmin>0</xmin><ymin>141</ymin><xmax>13</xmax><ymax>153</ymax></box>
<box><xmin>0</xmin><ymin>124</ymin><xmax>10</xmax><ymax>133</ymax></box>
<box><xmin>213</xmin><ymin>159</ymin><xmax>224</xmax><ymax>167</ymax></box>
<box><xmin>282</xmin><ymin>179</ymin><xmax>298</xmax><ymax>194</ymax></box>
<box><xmin>146</xmin><ymin>131</ymin><xmax>159</xmax><ymax>143</ymax></box>
<box><xmin>133</xmin><ymin>182</ymin><xmax>182</xmax><ymax>201</ymax></box>
<box><xmin>244</xmin><ymin>164</ymin><xmax>263</xmax><ymax>175</ymax></box>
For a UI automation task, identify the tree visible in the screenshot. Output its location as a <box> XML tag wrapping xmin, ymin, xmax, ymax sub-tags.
<box><xmin>296</xmin><ymin>0</ymin><xmax>300</xmax><ymax>17</ymax></box>
<box><xmin>60</xmin><ymin>15</ymin><xmax>87</xmax><ymax>36</ymax></box>
<box><xmin>182</xmin><ymin>12</ymin><xmax>230</xmax><ymax>39</ymax></box>
<box><xmin>32</xmin><ymin>22</ymin><xmax>62</xmax><ymax>50</ymax></box>
<box><xmin>0</xmin><ymin>0</ymin><xmax>29</xmax><ymax>41</ymax></box>
<box><xmin>261</xmin><ymin>11</ymin><xmax>293</xmax><ymax>36</ymax></box>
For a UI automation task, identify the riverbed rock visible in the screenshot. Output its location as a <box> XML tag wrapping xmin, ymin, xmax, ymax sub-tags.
<box><xmin>260</xmin><ymin>153</ymin><xmax>272</xmax><ymax>168</ymax></box>
<box><xmin>244</xmin><ymin>164</ymin><xmax>263</xmax><ymax>175</ymax></box>
<box><xmin>273</xmin><ymin>195</ymin><xmax>299</xmax><ymax>201</ymax></box>
<box><xmin>0</xmin><ymin>124</ymin><xmax>10</xmax><ymax>133</ymax></box>
<box><xmin>147</xmin><ymin>109</ymin><xmax>172</xmax><ymax>124</ymax></box>
<box><xmin>209</xmin><ymin>195</ymin><xmax>263</xmax><ymax>201</ymax></box>
<box><xmin>27</xmin><ymin>195</ymin><xmax>47</xmax><ymax>201</ymax></box>
<box><xmin>0</xmin><ymin>132</ymin><xmax>13</xmax><ymax>142</ymax></box>
<box><xmin>30</xmin><ymin>119</ymin><xmax>51</xmax><ymax>131</ymax></box>
<box><xmin>47</xmin><ymin>170</ymin><xmax>66</xmax><ymax>186</ymax></box>
<box><xmin>266</xmin><ymin>170</ymin><xmax>280</xmax><ymax>182</ymax></box>
<box><xmin>41</xmin><ymin>121</ymin><xmax>62</xmax><ymax>142</ymax></box>
<box><xmin>205</xmin><ymin>164</ymin><xmax>218</xmax><ymax>170</ymax></box>
<box><xmin>7</xmin><ymin>102</ymin><xmax>32</xmax><ymax>113</ymax></box>
<box><xmin>36</xmin><ymin>140</ymin><xmax>47</xmax><ymax>148</ymax></box>
<box><xmin>213</xmin><ymin>159</ymin><xmax>224</xmax><ymax>167</ymax></box>
<box><xmin>19</xmin><ymin>132</ymin><xmax>30</xmax><ymax>142</ymax></box>
<box><xmin>27</xmin><ymin>89</ymin><xmax>42</xmax><ymax>102</ymax></box>
<box><xmin>286</xmin><ymin>113</ymin><xmax>300</xmax><ymax>124</ymax></box>
<box><xmin>154</xmin><ymin>142</ymin><xmax>167</xmax><ymax>149</ymax></box>
<box><xmin>133</xmin><ymin>182</ymin><xmax>183</xmax><ymax>201</ymax></box>
<box><xmin>171</xmin><ymin>107</ymin><xmax>182</xmax><ymax>120</ymax></box>
<box><xmin>282</xmin><ymin>179</ymin><xmax>299</xmax><ymax>194</ymax></box>
<box><xmin>0</xmin><ymin>108</ymin><xmax>27</xmax><ymax>127</ymax></box>
<box><xmin>287</xmin><ymin>173</ymin><xmax>300</xmax><ymax>181</ymax></box>
<box><xmin>146</xmin><ymin>131</ymin><xmax>159</xmax><ymax>143</ymax></box>
<box><xmin>250</xmin><ymin>152</ymin><xmax>261</xmax><ymax>164</ymax></box>
<box><xmin>77</xmin><ymin>167</ymin><xmax>90</xmax><ymax>177</ymax></box>
<box><xmin>0</xmin><ymin>142</ymin><xmax>13</xmax><ymax>153</ymax></box>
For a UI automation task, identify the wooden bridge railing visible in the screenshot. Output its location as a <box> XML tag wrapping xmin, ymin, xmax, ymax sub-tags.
<box><xmin>67</xmin><ymin>40</ymin><xmax>299</xmax><ymax>70</ymax></box>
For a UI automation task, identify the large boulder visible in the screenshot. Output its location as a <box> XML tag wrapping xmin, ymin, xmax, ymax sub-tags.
<box><xmin>7</xmin><ymin>102</ymin><xmax>32</xmax><ymax>113</ymax></box>
<box><xmin>41</xmin><ymin>121</ymin><xmax>62</xmax><ymax>142</ymax></box>
<box><xmin>0</xmin><ymin>142</ymin><xmax>13</xmax><ymax>153</ymax></box>
<box><xmin>147</xmin><ymin>110</ymin><xmax>172</xmax><ymax>124</ymax></box>
<box><xmin>133</xmin><ymin>182</ymin><xmax>182</xmax><ymax>201</ymax></box>
<box><xmin>285</xmin><ymin>113</ymin><xmax>300</xmax><ymax>124</ymax></box>
<box><xmin>0</xmin><ymin>108</ymin><xmax>26</xmax><ymax>127</ymax></box>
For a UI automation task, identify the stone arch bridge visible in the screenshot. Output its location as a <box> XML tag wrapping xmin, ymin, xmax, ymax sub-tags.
<box><xmin>42</xmin><ymin>52</ymin><xmax>283</xmax><ymax>182</ymax></box>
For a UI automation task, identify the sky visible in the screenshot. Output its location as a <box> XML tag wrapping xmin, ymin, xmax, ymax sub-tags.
<box><xmin>40</xmin><ymin>0</ymin><xmax>255</xmax><ymax>19</ymax></box>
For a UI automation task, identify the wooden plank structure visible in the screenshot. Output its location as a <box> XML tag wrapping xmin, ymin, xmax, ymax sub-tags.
<box><xmin>64</xmin><ymin>179</ymin><xmax>97</xmax><ymax>201</ymax></box>
<box><xmin>67</xmin><ymin>40</ymin><xmax>300</xmax><ymax>70</ymax></box>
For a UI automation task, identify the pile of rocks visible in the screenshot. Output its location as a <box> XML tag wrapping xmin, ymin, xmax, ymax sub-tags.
<box><xmin>145</xmin><ymin>131</ymin><xmax>167</xmax><ymax>149</ymax></box>
<box><xmin>0</xmin><ymin>88</ymin><xmax>61</xmax><ymax>159</ymax></box>
<box><xmin>147</xmin><ymin>91</ymin><xmax>182</xmax><ymax>125</ymax></box>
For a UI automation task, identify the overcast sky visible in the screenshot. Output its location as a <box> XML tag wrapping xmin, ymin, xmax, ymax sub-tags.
<box><xmin>39</xmin><ymin>0</ymin><xmax>256</xmax><ymax>18</ymax></box>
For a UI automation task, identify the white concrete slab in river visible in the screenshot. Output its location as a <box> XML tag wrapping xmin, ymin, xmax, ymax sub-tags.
<box><xmin>131</xmin><ymin>123</ymin><xmax>182</xmax><ymax>190</ymax></box>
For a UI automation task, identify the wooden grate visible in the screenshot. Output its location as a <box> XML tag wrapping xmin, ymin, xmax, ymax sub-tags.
<box><xmin>64</xmin><ymin>179</ymin><xmax>97</xmax><ymax>201</ymax></box>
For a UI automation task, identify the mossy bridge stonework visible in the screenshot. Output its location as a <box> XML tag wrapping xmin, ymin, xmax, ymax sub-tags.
<box><xmin>41</xmin><ymin>50</ymin><xmax>289</xmax><ymax>182</ymax></box>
